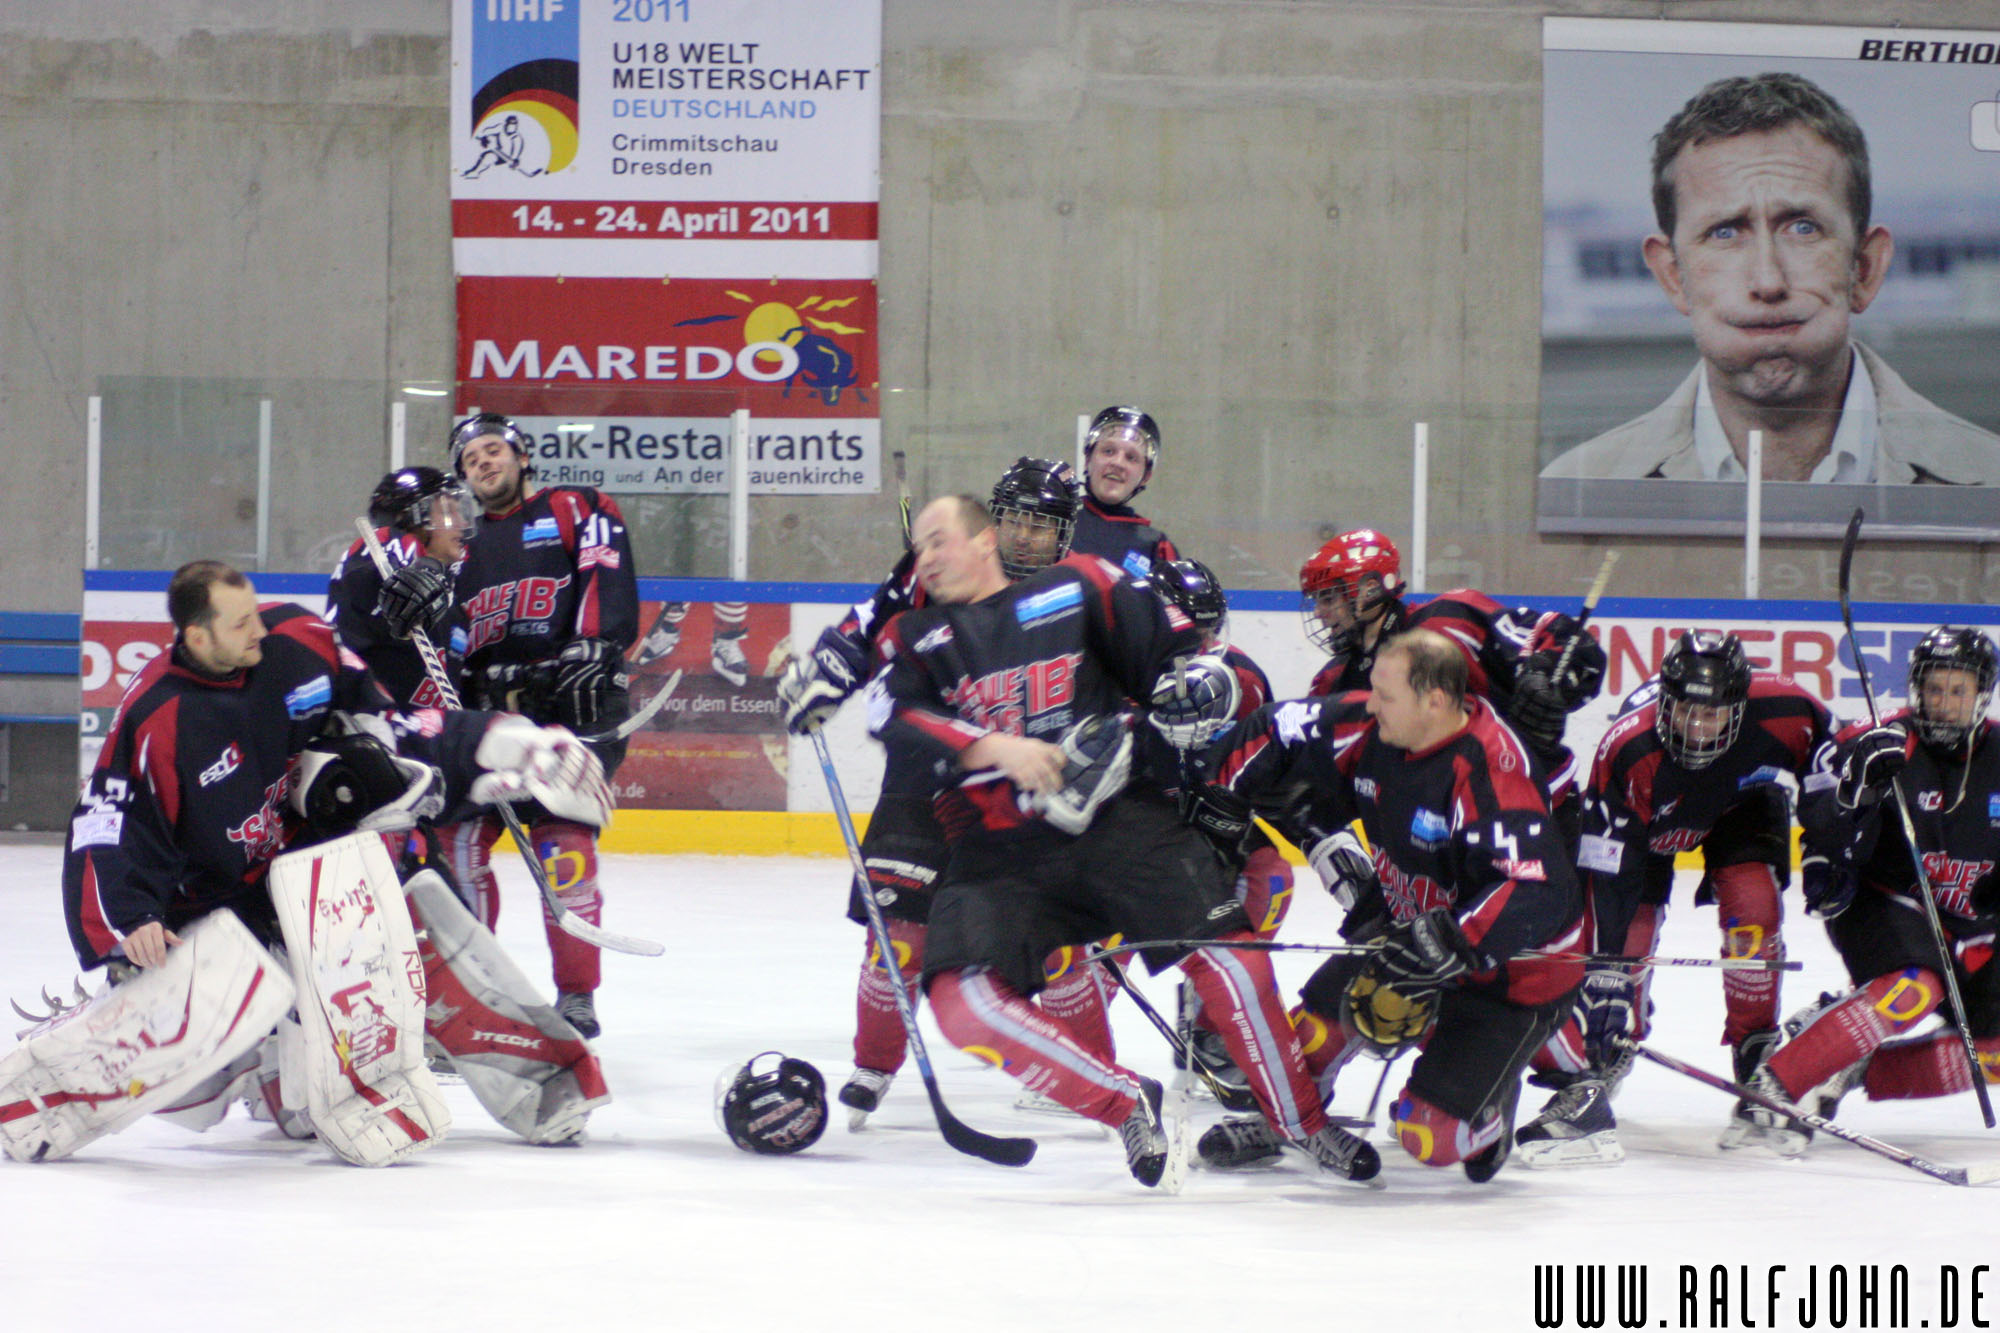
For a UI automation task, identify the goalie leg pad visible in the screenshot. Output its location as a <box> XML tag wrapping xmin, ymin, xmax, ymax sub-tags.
<box><xmin>269</xmin><ymin>832</ymin><xmax>450</xmax><ymax>1167</ymax></box>
<box><xmin>406</xmin><ymin>870</ymin><xmax>610</xmax><ymax>1145</ymax></box>
<box><xmin>0</xmin><ymin>911</ymin><xmax>295</xmax><ymax>1163</ymax></box>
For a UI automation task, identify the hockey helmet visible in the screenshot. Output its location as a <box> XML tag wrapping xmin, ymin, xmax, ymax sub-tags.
<box><xmin>1655</xmin><ymin>630</ymin><xmax>1751</xmax><ymax>770</ymax></box>
<box><xmin>1907</xmin><ymin>626</ymin><xmax>1998</xmax><ymax>750</ymax></box>
<box><xmin>1299</xmin><ymin>529</ymin><xmax>1403</xmax><ymax>656</ymax></box>
<box><xmin>1153</xmin><ymin>558</ymin><xmax>1229</xmax><ymax>647</ymax></box>
<box><xmin>990</xmin><ymin>456</ymin><xmax>1084</xmax><ymax>580</ymax></box>
<box><xmin>1083</xmin><ymin>405</ymin><xmax>1161</xmax><ymax>473</ymax></box>
<box><xmin>716</xmin><ymin>1052</ymin><xmax>828</xmax><ymax>1155</ymax></box>
<box><xmin>369</xmin><ymin>466</ymin><xmax>477</xmax><ymax>540</ymax></box>
<box><xmin>447</xmin><ymin>412</ymin><xmax>535</xmax><ymax>481</ymax></box>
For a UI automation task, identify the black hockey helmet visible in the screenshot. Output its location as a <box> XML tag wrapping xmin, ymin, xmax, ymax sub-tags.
<box><xmin>447</xmin><ymin>412</ymin><xmax>534</xmax><ymax>480</ymax></box>
<box><xmin>1154</xmin><ymin>558</ymin><xmax>1229</xmax><ymax>644</ymax></box>
<box><xmin>1084</xmin><ymin>405</ymin><xmax>1161</xmax><ymax>474</ymax></box>
<box><xmin>1907</xmin><ymin>626</ymin><xmax>1998</xmax><ymax>750</ymax></box>
<box><xmin>369</xmin><ymin>466</ymin><xmax>476</xmax><ymax>539</ymax></box>
<box><xmin>990</xmin><ymin>456</ymin><xmax>1084</xmax><ymax>580</ymax></box>
<box><xmin>715</xmin><ymin>1052</ymin><xmax>828</xmax><ymax>1156</ymax></box>
<box><xmin>1655</xmin><ymin>629</ymin><xmax>1751</xmax><ymax>770</ymax></box>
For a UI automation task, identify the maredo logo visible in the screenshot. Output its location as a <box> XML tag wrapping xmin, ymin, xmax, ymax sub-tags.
<box><xmin>467</xmin><ymin>337</ymin><xmax>800</xmax><ymax>385</ymax></box>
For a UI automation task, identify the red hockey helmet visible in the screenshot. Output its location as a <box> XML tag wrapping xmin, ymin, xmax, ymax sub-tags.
<box><xmin>1299</xmin><ymin>529</ymin><xmax>1403</xmax><ymax>655</ymax></box>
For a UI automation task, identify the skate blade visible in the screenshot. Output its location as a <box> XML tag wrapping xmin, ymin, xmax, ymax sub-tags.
<box><xmin>1516</xmin><ymin>1131</ymin><xmax>1626</xmax><ymax>1169</ymax></box>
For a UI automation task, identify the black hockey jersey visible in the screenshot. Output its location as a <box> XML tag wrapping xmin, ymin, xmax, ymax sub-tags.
<box><xmin>62</xmin><ymin>605</ymin><xmax>491</xmax><ymax>969</ymax></box>
<box><xmin>456</xmin><ymin>487</ymin><xmax>640</xmax><ymax>677</ymax></box>
<box><xmin>873</xmin><ymin>553</ymin><xmax>1202</xmax><ymax>836</ymax></box>
<box><xmin>1070</xmin><ymin>498</ymin><xmax>1178</xmax><ymax>581</ymax></box>
<box><xmin>1212</xmin><ymin>692</ymin><xmax>1584</xmax><ymax>1004</ymax></box>
<box><xmin>324</xmin><ymin>527</ymin><xmax>467</xmax><ymax>708</ymax></box>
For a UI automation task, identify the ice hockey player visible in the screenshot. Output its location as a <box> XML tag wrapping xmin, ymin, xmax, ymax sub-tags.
<box><xmin>420</xmin><ymin>412</ymin><xmax>640</xmax><ymax>1039</ymax></box>
<box><xmin>1201</xmin><ymin>629</ymin><xmax>1586</xmax><ymax>1183</ymax></box>
<box><xmin>327</xmin><ymin>466</ymin><xmax>476</xmax><ymax>709</ymax></box>
<box><xmin>1746</xmin><ymin>627</ymin><xmax>2000</xmax><ymax>1153</ymax></box>
<box><xmin>1515</xmin><ymin>629</ymin><xmax>1836</xmax><ymax>1164</ymax></box>
<box><xmin>776</xmin><ymin>458</ymin><xmax>1087</xmax><ymax>1125</ymax></box>
<box><xmin>870</xmin><ymin>495</ymin><xmax>1377</xmax><ymax>1190</ymax></box>
<box><xmin>0</xmin><ymin>561</ymin><xmax>612</xmax><ymax>1166</ymax></box>
<box><xmin>1069</xmin><ymin>405</ymin><xmax>1179</xmax><ymax>578</ymax></box>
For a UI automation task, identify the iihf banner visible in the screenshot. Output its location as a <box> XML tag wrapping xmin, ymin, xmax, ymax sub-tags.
<box><xmin>451</xmin><ymin>0</ymin><xmax>882</xmax><ymax>497</ymax></box>
<box><xmin>1536</xmin><ymin>18</ymin><xmax>2000</xmax><ymax>541</ymax></box>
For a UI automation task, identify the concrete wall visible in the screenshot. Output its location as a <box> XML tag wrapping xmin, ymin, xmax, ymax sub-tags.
<box><xmin>3</xmin><ymin>0</ymin><xmax>1998</xmax><ymax>616</ymax></box>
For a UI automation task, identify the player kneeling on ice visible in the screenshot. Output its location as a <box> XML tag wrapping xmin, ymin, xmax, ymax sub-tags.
<box><xmin>1200</xmin><ymin>630</ymin><xmax>1587</xmax><ymax>1183</ymax></box>
<box><xmin>0</xmin><ymin>560</ymin><xmax>612</xmax><ymax>1167</ymax></box>
<box><xmin>871</xmin><ymin>497</ymin><xmax>1375</xmax><ymax>1191</ymax></box>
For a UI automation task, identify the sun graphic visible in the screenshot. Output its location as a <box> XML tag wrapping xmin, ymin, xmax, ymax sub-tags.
<box><xmin>725</xmin><ymin>291</ymin><xmax>869</xmax><ymax>371</ymax></box>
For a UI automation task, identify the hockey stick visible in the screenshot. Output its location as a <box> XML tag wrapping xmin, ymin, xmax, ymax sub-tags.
<box><xmin>1622</xmin><ymin>1038</ymin><xmax>2000</xmax><ymax>1187</ymax></box>
<box><xmin>577</xmin><ymin>667</ymin><xmax>682</xmax><ymax>744</ymax></box>
<box><xmin>893</xmin><ymin>449</ymin><xmax>914</xmax><ymax>548</ymax></box>
<box><xmin>807</xmin><ymin>724</ymin><xmax>1037</xmax><ymax>1167</ymax></box>
<box><xmin>1088</xmin><ymin>938</ymin><xmax>1800</xmax><ymax>972</ymax></box>
<box><xmin>1837</xmin><ymin>508</ymin><xmax>1995</xmax><ymax>1128</ymax></box>
<box><xmin>353</xmin><ymin>520</ymin><xmax>665</xmax><ymax>959</ymax></box>
<box><xmin>1549</xmin><ymin>547</ymin><xmax>1620</xmax><ymax>685</ymax></box>
<box><xmin>1095</xmin><ymin>954</ymin><xmax>1259</xmax><ymax>1112</ymax></box>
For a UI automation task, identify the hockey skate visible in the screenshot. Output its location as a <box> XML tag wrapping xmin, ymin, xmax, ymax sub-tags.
<box><xmin>712</xmin><ymin>632</ymin><xmax>750</xmax><ymax>687</ymax></box>
<box><xmin>557</xmin><ymin>991</ymin><xmax>600</xmax><ymax>1040</ymax></box>
<box><xmin>1717</xmin><ymin>1029</ymin><xmax>1807</xmax><ymax>1153</ymax></box>
<box><xmin>1119</xmin><ymin>1077</ymin><xmax>1186</xmax><ymax>1191</ymax></box>
<box><xmin>1185</xmin><ymin>1027</ymin><xmax>1251</xmax><ymax>1103</ymax></box>
<box><xmin>1780</xmin><ymin>991</ymin><xmax>1869</xmax><ymax>1125</ymax></box>
<box><xmin>838</xmin><ymin>1067</ymin><xmax>894</xmax><ymax>1130</ymax></box>
<box><xmin>1302</xmin><ymin>1123</ymin><xmax>1381</xmax><ymax>1182</ymax></box>
<box><xmin>631</xmin><ymin>604</ymin><xmax>684</xmax><ymax>667</ymax></box>
<box><xmin>1196</xmin><ymin>1114</ymin><xmax>1285</xmax><ymax>1169</ymax></box>
<box><xmin>1516</xmin><ymin>1078</ymin><xmax>1624</xmax><ymax>1168</ymax></box>
<box><xmin>1462</xmin><ymin>1080</ymin><xmax>1521</xmax><ymax>1184</ymax></box>
<box><xmin>1013</xmin><ymin>1085</ymin><xmax>1089</xmax><ymax>1119</ymax></box>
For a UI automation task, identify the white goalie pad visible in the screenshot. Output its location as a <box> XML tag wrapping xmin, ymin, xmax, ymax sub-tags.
<box><xmin>269</xmin><ymin>832</ymin><xmax>450</xmax><ymax>1166</ymax></box>
<box><xmin>0</xmin><ymin>911</ymin><xmax>295</xmax><ymax>1163</ymax></box>
<box><xmin>406</xmin><ymin>871</ymin><xmax>610</xmax><ymax>1145</ymax></box>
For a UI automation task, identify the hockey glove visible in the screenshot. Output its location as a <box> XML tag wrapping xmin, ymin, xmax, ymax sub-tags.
<box><xmin>1579</xmin><ymin>968</ymin><xmax>1638</xmax><ymax>1060</ymax></box>
<box><xmin>290</xmin><ymin>730</ymin><xmax>444</xmax><ymax>839</ymax></box>
<box><xmin>377</xmin><ymin>556</ymin><xmax>454</xmax><ymax>641</ymax></box>
<box><xmin>777</xmin><ymin>639</ymin><xmax>859</xmax><ymax>736</ymax></box>
<box><xmin>469</xmin><ymin>717</ymin><xmax>614</xmax><ymax>828</ymax></box>
<box><xmin>551</xmin><ymin>639</ymin><xmax>630</xmax><ymax>731</ymax></box>
<box><xmin>1147</xmin><ymin>653</ymin><xmax>1241</xmax><ymax>750</ymax></box>
<box><xmin>1031</xmin><ymin>713</ymin><xmax>1135</xmax><ymax>836</ymax></box>
<box><xmin>1836</xmin><ymin>725</ymin><xmax>1909</xmax><ymax>809</ymax></box>
<box><xmin>1373</xmin><ymin>907</ymin><xmax>1479</xmax><ymax>989</ymax></box>
<box><xmin>1308</xmin><ymin>829</ymin><xmax>1376</xmax><ymax>910</ymax></box>
<box><xmin>1527</xmin><ymin>614</ymin><xmax>1607</xmax><ymax>709</ymax></box>
<box><xmin>1506</xmin><ymin>667</ymin><xmax>1568</xmax><ymax>755</ymax></box>
<box><xmin>1341</xmin><ymin>962</ymin><xmax>1439</xmax><ymax>1056</ymax></box>
<box><xmin>1181</xmin><ymin>782</ymin><xmax>1253</xmax><ymax>860</ymax></box>
<box><xmin>474</xmin><ymin>660</ymin><xmax>555</xmax><ymax>716</ymax></box>
<box><xmin>1799</xmin><ymin>853</ymin><xmax>1856</xmax><ymax>920</ymax></box>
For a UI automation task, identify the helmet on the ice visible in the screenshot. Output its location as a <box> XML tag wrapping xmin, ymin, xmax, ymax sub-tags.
<box><xmin>716</xmin><ymin>1052</ymin><xmax>828</xmax><ymax>1155</ymax></box>
<box><xmin>1907</xmin><ymin>626</ymin><xmax>1998</xmax><ymax>750</ymax></box>
<box><xmin>990</xmin><ymin>456</ymin><xmax>1084</xmax><ymax>581</ymax></box>
<box><xmin>1655</xmin><ymin>630</ymin><xmax>1751</xmax><ymax>770</ymax></box>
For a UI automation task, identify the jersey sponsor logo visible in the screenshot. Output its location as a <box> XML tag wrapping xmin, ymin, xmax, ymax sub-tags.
<box><xmin>225</xmin><ymin>774</ymin><xmax>291</xmax><ymax>862</ymax></box>
<box><xmin>578</xmin><ymin>544</ymin><xmax>620</xmax><ymax>571</ymax></box>
<box><xmin>1917</xmin><ymin>853</ymin><xmax>1996</xmax><ymax>917</ymax></box>
<box><xmin>522</xmin><ymin>517</ymin><xmax>561</xmax><ymax>546</ymax></box>
<box><xmin>1122</xmin><ymin>551</ymin><xmax>1153</xmax><ymax>580</ymax></box>
<box><xmin>1409</xmin><ymin>807</ymin><xmax>1449</xmax><ymax>846</ymax></box>
<box><xmin>1736</xmin><ymin>765</ymin><xmax>1783</xmax><ymax>790</ymax></box>
<box><xmin>72</xmin><ymin>809</ymin><xmax>123</xmax><ymax>848</ymax></box>
<box><xmin>1498</xmin><ymin>858</ymin><xmax>1546</xmax><ymax>881</ymax></box>
<box><xmin>942</xmin><ymin>653</ymin><xmax>1082</xmax><ymax>735</ymax></box>
<box><xmin>1376</xmin><ymin>854</ymin><xmax>1450</xmax><ymax>920</ymax></box>
<box><xmin>1989</xmin><ymin>793</ymin><xmax>2000</xmax><ymax>823</ymax></box>
<box><xmin>199</xmin><ymin>741</ymin><xmax>243</xmax><ymax>787</ymax></box>
<box><xmin>462</xmin><ymin>575</ymin><xmax>573</xmax><ymax>655</ymax></box>
<box><xmin>284</xmin><ymin>675</ymin><xmax>333</xmax><ymax>718</ymax></box>
<box><xmin>450</xmin><ymin>624</ymin><xmax>470</xmax><ymax>654</ymax></box>
<box><xmin>1577</xmin><ymin>833</ymin><xmax>1624</xmax><ymax>874</ymax></box>
<box><xmin>1274</xmin><ymin>700</ymin><xmax>1317</xmax><ymax>745</ymax></box>
<box><xmin>1916</xmin><ymin>790</ymin><xmax>1943</xmax><ymax>811</ymax></box>
<box><xmin>1354</xmin><ymin>776</ymin><xmax>1379</xmax><ymax>802</ymax></box>
<box><xmin>1014</xmin><ymin>581</ymin><xmax>1083</xmax><ymax>628</ymax></box>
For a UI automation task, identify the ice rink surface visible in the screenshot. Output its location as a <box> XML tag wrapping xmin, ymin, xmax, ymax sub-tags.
<box><xmin>2</xmin><ymin>841</ymin><xmax>1995</xmax><ymax>1332</ymax></box>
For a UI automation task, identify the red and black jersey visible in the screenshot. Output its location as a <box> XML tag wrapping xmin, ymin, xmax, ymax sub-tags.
<box><xmin>1070</xmin><ymin>498</ymin><xmax>1178</xmax><ymax>580</ymax></box>
<box><xmin>1306</xmin><ymin>600</ymin><xmax>1409</xmax><ymax>698</ymax></box>
<box><xmin>60</xmin><ymin>605</ymin><xmax>492</xmax><ymax>970</ymax></box>
<box><xmin>456</xmin><ymin>487</ymin><xmax>640</xmax><ymax>675</ymax></box>
<box><xmin>1579</xmin><ymin>674</ymin><xmax>1834</xmax><ymax>906</ymax></box>
<box><xmin>1803</xmin><ymin>712</ymin><xmax>2000</xmax><ymax>929</ymax></box>
<box><xmin>873</xmin><ymin>553</ymin><xmax>1202</xmax><ymax>836</ymax></box>
<box><xmin>324</xmin><ymin>527</ymin><xmax>465</xmax><ymax>708</ymax></box>
<box><xmin>1211</xmin><ymin>692</ymin><xmax>1584</xmax><ymax>1004</ymax></box>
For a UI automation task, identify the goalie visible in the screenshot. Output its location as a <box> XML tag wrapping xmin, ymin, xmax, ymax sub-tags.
<box><xmin>1</xmin><ymin>561</ymin><xmax>611</xmax><ymax>1167</ymax></box>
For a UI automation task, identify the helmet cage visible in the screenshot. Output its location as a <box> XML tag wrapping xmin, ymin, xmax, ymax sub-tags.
<box><xmin>1908</xmin><ymin>627</ymin><xmax>1999</xmax><ymax>749</ymax></box>
<box><xmin>990</xmin><ymin>457</ymin><xmax>1083</xmax><ymax>581</ymax></box>
<box><xmin>1655</xmin><ymin>630</ymin><xmax>1751</xmax><ymax>770</ymax></box>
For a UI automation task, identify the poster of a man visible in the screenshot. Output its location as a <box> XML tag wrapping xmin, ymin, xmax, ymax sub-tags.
<box><xmin>1536</xmin><ymin>20</ymin><xmax>2000</xmax><ymax>538</ymax></box>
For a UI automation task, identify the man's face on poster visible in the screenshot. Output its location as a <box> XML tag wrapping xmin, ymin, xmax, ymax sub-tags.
<box><xmin>1642</xmin><ymin>124</ymin><xmax>1893</xmax><ymax>410</ymax></box>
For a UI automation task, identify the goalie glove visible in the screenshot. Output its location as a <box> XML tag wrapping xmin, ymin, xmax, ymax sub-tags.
<box><xmin>1146</xmin><ymin>653</ymin><xmax>1240</xmax><ymax>750</ymax></box>
<box><xmin>1373</xmin><ymin>906</ymin><xmax>1479</xmax><ymax>989</ymax></box>
<box><xmin>1029</xmin><ymin>713</ymin><xmax>1135</xmax><ymax>836</ymax></box>
<box><xmin>1800</xmin><ymin>853</ymin><xmax>1856</xmax><ymax>920</ymax></box>
<box><xmin>469</xmin><ymin>717</ymin><xmax>614</xmax><ymax>829</ymax></box>
<box><xmin>551</xmin><ymin>639</ymin><xmax>630</xmax><ymax>732</ymax></box>
<box><xmin>1341</xmin><ymin>962</ymin><xmax>1439</xmax><ymax>1057</ymax></box>
<box><xmin>1308</xmin><ymin>829</ymin><xmax>1376</xmax><ymax>909</ymax></box>
<box><xmin>777</xmin><ymin>639</ymin><xmax>859</xmax><ymax>736</ymax></box>
<box><xmin>1835</xmin><ymin>725</ymin><xmax>1909</xmax><ymax>809</ymax></box>
<box><xmin>291</xmin><ymin>729</ymin><xmax>444</xmax><ymax>839</ymax></box>
<box><xmin>377</xmin><ymin>556</ymin><xmax>455</xmax><ymax>641</ymax></box>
